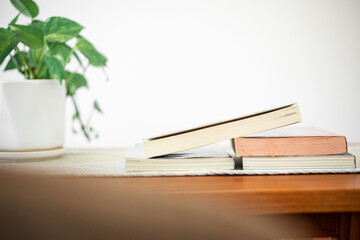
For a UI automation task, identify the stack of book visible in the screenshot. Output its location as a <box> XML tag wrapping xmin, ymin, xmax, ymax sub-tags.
<box><xmin>126</xmin><ymin>103</ymin><xmax>356</xmax><ymax>171</ymax></box>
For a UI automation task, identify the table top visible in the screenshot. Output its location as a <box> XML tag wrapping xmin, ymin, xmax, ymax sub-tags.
<box><xmin>0</xmin><ymin>144</ymin><xmax>359</xmax><ymax>215</ymax></box>
<box><xmin>92</xmin><ymin>173</ymin><xmax>360</xmax><ymax>215</ymax></box>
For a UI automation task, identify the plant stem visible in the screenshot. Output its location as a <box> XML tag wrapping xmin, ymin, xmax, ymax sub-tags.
<box><xmin>15</xmin><ymin>46</ymin><xmax>35</xmax><ymax>79</ymax></box>
<box><xmin>35</xmin><ymin>49</ymin><xmax>45</xmax><ymax>77</ymax></box>
<box><xmin>9</xmin><ymin>54</ymin><xmax>23</xmax><ymax>74</ymax></box>
<box><xmin>102</xmin><ymin>67</ymin><xmax>109</xmax><ymax>81</ymax></box>
<box><xmin>71</xmin><ymin>96</ymin><xmax>91</xmax><ymax>141</ymax></box>
<box><xmin>86</xmin><ymin>108</ymin><xmax>95</xmax><ymax>126</ymax></box>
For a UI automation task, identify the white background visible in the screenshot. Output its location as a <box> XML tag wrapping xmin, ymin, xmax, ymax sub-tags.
<box><xmin>1</xmin><ymin>0</ymin><xmax>360</xmax><ymax>148</ymax></box>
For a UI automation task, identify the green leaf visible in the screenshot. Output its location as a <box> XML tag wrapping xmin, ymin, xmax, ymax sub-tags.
<box><xmin>93</xmin><ymin>100</ymin><xmax>102</xmax><ymax>113</ymax></box>
<box><xmin>72</xmin><ymin>112</ymin><xmax>79</xmax><ymax>121</ymax></box>
<box><xmin>10</xmin><ymin>13</ymin><xmax>21</xmax><ymax>26</ymax></box>
<box><xmin>76</xmin><ymin>36</ymin><xmax>107</xmax><ymax>67</ymax></box>
<box><xmin>9</xmin><ymin>24</ymin><xmax>44</xmax><ymax>48</ymax></box>
<box><xmin>33</xmin><ymin>47</ymin><xmax>44</xmax><ymax>62</ymax></box>
<box><xmin>10</xmin><ymin>0</ymin><xmax>39</xmax><ymax>18</ymax></box>
<box><xmin>64</xmin><ymin>71</ymin><xmax>88</xmax><ymax>96</ymax></box>
<box><xmin>0</xmin><ymin>28</ymin><xmax>13</xmax><ymax>50</ymax></box>
<box><xmin>30</xmin><ymin>19</ymin><xmax>44</xmax><ymax>30</ymax></box>
<box><xmin>0</xmin><ymin>36</ymin><xmax>20</xmax><ymax>65</ymax></box>
<box><xmin>4</xmin><ymin>58</ymin><xmax>17</xmax><ymax>71</ymax></box>
<box><xmin>4</xmin><ymin>52</ymin><xmax>22</xmax><ymax>71</ymax></box>
<box><xmin>72</xmin><ymin>50</ymin><xmax>86</xmax><ymax>71</ymax></box>
<box><xmin>27</xmin><ymin>49</ymin><xmax>36</xmax><ymax>67</ymax></box>
<box><xmin>44</xmin><ymin>54</ymin><xmax>63</xmax><ymax>81</ymax></box>
<box><xmin>37</xmin><ymin>65</ymin><xmax>48</xmax><ymax>78</ymax></box>
<box><xmin>44</xmin><ymin>17</ymin><xmax>83</xmax><ymax>43</ymax></box>
<box><xmin>48</xmin><ymin>43</ymin><xmax>72</xmax><ymax>65</ymax></box>
<box><xmin>33</xmin><ymin>48</ymin><xmax>47</xmax><ymax>77</ymax></box>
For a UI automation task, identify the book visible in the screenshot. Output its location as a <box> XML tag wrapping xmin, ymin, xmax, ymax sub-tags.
<box><xmin>235</xmin><ymin>154</ymin><xmax>356</xmax><ymax>170</ymax></box>
<box><xmin>233</xmin><ymin>126</ymin><xmax>347</xmax><ymax>157</ymax></box>
<box><xmin>126</xmin><ymin>142</ymin><xmax>356</xmax><ymax>171</ymax></box>
<box><xmin>143</xmin><ymin>103</ymin><xmax>301</xmax><ymax>158</ymax></box>
<box><xmin>126</xmin><ymin>143</ymin><xmax>234</xmax><ymax>172</ymax></box>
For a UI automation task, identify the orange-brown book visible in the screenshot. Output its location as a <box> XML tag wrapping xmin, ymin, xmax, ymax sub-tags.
<box><xmin>234</xmin><ymin>126</ymin><xmax>347</xmax><ymax>157</ymax></box>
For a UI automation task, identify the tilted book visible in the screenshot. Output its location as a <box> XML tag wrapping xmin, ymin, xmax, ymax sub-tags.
<box><xmin>143</xmin><ymin>103</ymin><xmax>301</xmax><ymax>158</ymax></box>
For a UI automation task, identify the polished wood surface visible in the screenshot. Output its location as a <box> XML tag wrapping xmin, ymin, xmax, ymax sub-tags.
<box><xmin>89</xmin><ymin>174</ymin><xmax>360</xmax><ymax>239</ymax></box>
<box><xmin>94</xmin><ymin>174</ymin><xmax>360</xmax><ymax>215</ymax></box>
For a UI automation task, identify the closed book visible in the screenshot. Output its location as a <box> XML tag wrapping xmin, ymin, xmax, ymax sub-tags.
<box><xmin>237</xmin><ymin>154</ymin><xmax>356</xmax><ymax>170</ymax></box>
<box><xmin>143</xmin><ymin>103</ymin><xmax>301</xmax><ymax>158</ymax></box>
<box><xmin>126</xmin><ymin>143</ymin><xmax>234</xmax><ymax>172</ymax></box>
<box><xmin>234</xmin><ymin>126</ymin><xmax>347</xmax><ymax>157</ymax></box>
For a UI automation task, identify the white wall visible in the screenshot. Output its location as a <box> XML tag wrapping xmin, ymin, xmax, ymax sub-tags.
<box><xmin>1</xmin><ymin>0</ymin><xmax>360</xmax><ymax>147</ymax></box>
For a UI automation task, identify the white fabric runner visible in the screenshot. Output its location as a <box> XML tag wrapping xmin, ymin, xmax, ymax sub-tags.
<box><xmin>0</xmin><ymin>149</ymin><xmax>359</xmax><ymax>177</ymax></box>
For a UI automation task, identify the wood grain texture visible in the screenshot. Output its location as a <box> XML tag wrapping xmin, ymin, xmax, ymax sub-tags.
<box><xmin>92</xmin><ymin>174</ymin><xmax>360</xmax><ymax>215</ymax></box>
<box><xmin>339</xmin><ymin>213</ymin><xmax>351</xmax><ymax>240</ymax></box>
<box><xmin>243</xmin><ymin>213</ymin><xmax>339</xmax><ymax>238</ymax></box>
<box><xmin>350</xmin><ymin>212</ymin><xmax>360</xmax><ymax>240</ymax></box>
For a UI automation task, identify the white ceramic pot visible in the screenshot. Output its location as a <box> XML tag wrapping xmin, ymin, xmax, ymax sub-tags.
<box><xmin>0</xmin><ymin>79</ymin><xmax>66</xmax><ymax>151</ymax></box>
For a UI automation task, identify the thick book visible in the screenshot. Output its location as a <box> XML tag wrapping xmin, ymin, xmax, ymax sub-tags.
<box><xmin>143</xmin><ymin>103</ymin><xmax>301</xmax><ymax>158</ymax></box>
<box><xmin>126</xmin><ymin>143</ymin><xmax>234</xmax><ymax>172</ymax></box>
<box><xmin>233</xmin><ymin>126</ymin><xmax>347</xmax><ymax>157</ymax></box>
<box><xmin>236</xmin><ymin>154</ymin><xmax>356</xmax><ymax>170</ymax></box>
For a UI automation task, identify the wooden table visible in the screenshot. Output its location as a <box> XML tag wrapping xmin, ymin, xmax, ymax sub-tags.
<box><xmin>96</xmin><ymin>174</ymin><xmax>360</xmax><ymax>240</ymax></box>
<box><xmin>1</xmin><ymin>147</ymin><xmax>359</xmax><ymax>239</ymax></box>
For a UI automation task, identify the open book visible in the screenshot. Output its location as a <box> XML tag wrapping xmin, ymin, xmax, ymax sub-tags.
<box><xmin>143</xmin><ymin>103</ymin><xmax>301</xmax><ymax>158</ymax></box>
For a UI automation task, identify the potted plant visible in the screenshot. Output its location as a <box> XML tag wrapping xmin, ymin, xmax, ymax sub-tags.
<box><xmin>0</xmin><ymin>0</ymin><xmax>107</xmax><ymax>157</ymax></box>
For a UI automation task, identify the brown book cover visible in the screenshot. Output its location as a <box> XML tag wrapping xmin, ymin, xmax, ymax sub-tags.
<box><xmin>234</xmin><ymin>126</ymin><xmax>347</xmax><ymax>157</ymax></box>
